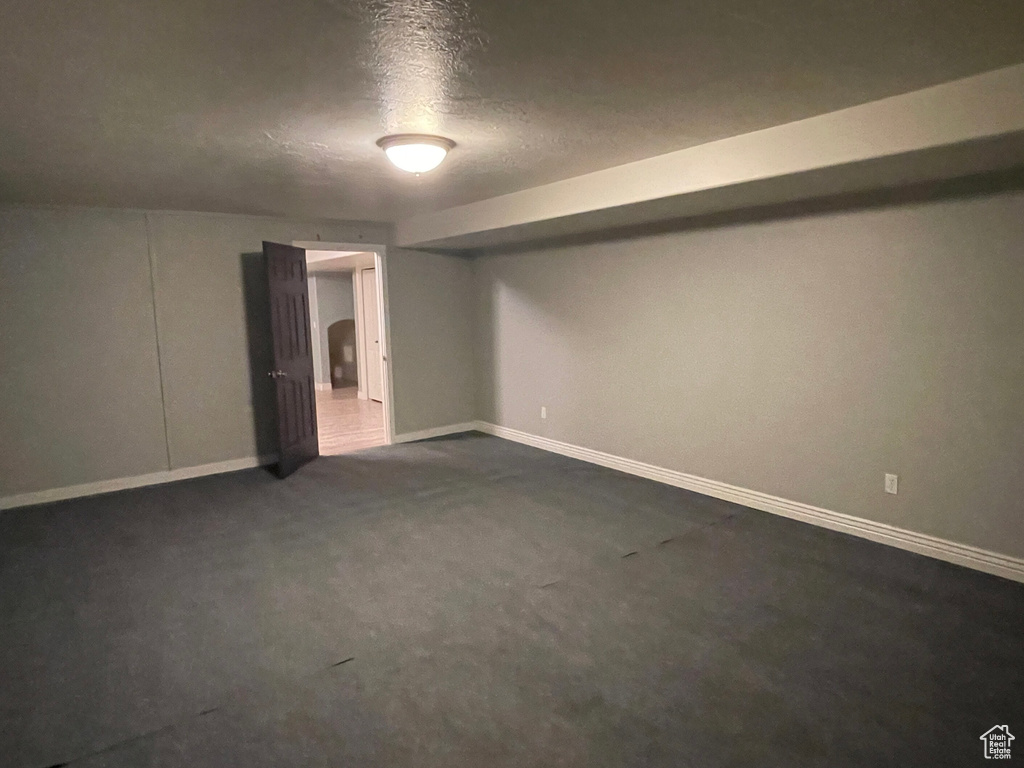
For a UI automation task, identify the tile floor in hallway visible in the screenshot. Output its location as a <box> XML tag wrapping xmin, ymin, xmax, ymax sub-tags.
<box><xmin>315</xmin><ymin>385</ymin><xmax>386</xmax><ymax>454</ymax></box>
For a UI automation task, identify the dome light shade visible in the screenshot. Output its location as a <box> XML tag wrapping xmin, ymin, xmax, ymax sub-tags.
<box><xmin>377</xmin><ymin>134</ymin><xmax>455</xmax><ymax>174</ymax></box>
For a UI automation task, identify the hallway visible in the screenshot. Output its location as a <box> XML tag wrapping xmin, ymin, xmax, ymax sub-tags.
<box><xmin>316</xmin><ymin>386</ymin><xmax>386</xmax><ymax>454</ymax></box>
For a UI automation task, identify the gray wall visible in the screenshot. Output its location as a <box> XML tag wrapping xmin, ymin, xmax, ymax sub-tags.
<box><xmin>388</xmin><ymin>248</ymin><xmax>476</xmax><ymax>435</ymax></box>
<box><xmin>0</xmin><ymin>207</ymin><xmax>386</xmax><ymax>496</ymax></box>
<box><xmin>310</xmin><ymin>274</ymin><xmax>355</xmax><ymax>386</ymax></box>
<box><xmin>0</xmin><ymin>209</ymin><xmax>168</xmax><ymax>494</ymax></box>
<box><xmin>474</xmin><ymin>191</ymin><xmax>1024</xmax><ymax>559</ymax></box>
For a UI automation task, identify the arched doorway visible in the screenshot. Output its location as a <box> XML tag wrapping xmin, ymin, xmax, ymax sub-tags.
<box><xmin>327</xmin><ymin>318</ymin><xmax>357</xmax><ymax>388</ymax></box>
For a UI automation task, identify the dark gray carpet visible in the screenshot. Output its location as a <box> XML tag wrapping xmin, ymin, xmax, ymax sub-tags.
<box><xmin>1</xmin><ymin>433</ymin><xmax>1022</xmax><ymax>767</ymax></box>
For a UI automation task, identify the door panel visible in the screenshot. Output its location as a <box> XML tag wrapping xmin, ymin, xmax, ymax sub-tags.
<box><xmin>361</xmin><ymin>267</ymin><xmax>384</xmax><ymax>402</ymax></box>
<box><xmin>265</xmin><ymin>241</ymin><xmax>318</xmax><ymax>477</ymax></box>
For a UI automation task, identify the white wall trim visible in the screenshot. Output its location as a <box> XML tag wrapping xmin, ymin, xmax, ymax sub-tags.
<box><xmin>393</xmin><ymin>422</ymin><xmax>477</xmax><ymax>444</ymax></box>
<box><xmin>352</xmin><ymin>262</ymin><xmax>369</xmax><ymax>402</ymax></box>
<box><xmin>315</xmin><ymin>382</ymin><xmax>332</xmax><ymax>391</ymax></box>
<box><xmin>473</xmin><ymin>422</ymin><xmax>1024</xmax><ymax>584</ymax></box>
<box><xmin>0</xmin><ymin>454</ymin><xmax>278</xmax><ymax>511</ymax></box>
<box><xmin>11</xmin><ymin>421</ymin><xmax>1020</xmax><ymax>584</ymax></box>
<box><xmin>374</xmin><ymin>250</ymin><xmax>397</xmax><ymax>447</ymax></box>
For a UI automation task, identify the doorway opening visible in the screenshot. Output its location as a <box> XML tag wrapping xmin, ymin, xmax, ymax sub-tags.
<box><xmin>302</xmin><ymin>246</ymin><xmax>392</xmax><ymax>455</ymax></box>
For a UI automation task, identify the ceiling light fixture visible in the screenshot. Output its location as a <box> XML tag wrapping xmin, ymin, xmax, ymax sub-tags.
<box><xmin>377</xmin><ymin>134</ymin><xmax>455</xmax><ymax>174</ymax></box>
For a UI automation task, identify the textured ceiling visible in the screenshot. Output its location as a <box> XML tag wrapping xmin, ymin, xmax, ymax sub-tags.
<box><xmin>2</xmin><ymin>0</ymin><xmax>1023</xmax><ymax>222</ymax></box>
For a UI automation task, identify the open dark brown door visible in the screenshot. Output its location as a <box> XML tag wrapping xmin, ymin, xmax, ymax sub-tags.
<box><xmin>264</xmin><ymin>241</ymin><xmax>318</xmax><ymax>477</ymax></box>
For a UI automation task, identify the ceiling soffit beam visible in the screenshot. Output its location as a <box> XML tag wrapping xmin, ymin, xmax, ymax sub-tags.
<box><xmin>394</xmin><ymin>64</ymin><xmax>1024</xmax><ymax>250</ymax></box>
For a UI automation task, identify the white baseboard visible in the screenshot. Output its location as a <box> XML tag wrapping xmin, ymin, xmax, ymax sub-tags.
<box><xmin>393</xmin><ymin>422</ymin><xmax>478</xmax><ymax>444</ymax></box>
<box><xmin>315</xmin><ymin>382</ymin><xmax>332</xmax><ymax>391</ymax></box>
<box><xmin>473</xmin><ymin>421</ymin><xmax>1024</xmax><ymax>584</ymax></box>
<box><xmin>0</xmin><ymin>454</ymin><xmax>278</xmax><ymax>511</ymax></box>
<box><xmin>10</xmin><ymin>424</ymin><xmax>1022</xmax><ymax>585</ymax></box>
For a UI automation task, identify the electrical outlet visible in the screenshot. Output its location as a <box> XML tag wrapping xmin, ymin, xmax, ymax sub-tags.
<box><xmin>540</xmin><ymin>406</ymin><xmax>547</xmax><ymax>420</ymax></box>
<box><xmin>885</xmin><ymin>474</ymin><xmax>898</xmax><ymax>495</ymax></box>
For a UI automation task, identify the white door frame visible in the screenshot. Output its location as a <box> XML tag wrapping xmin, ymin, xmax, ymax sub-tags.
<box><xmin>352</xmin><ymin>269</ymin><xmax>368</xmax><ymax>400</ymax></box>
<box><xmin>293</xmin><ymin>241</ymin><xmax>395</xmax><ymax>445</ymax></box>
<box><xmin>352</xmin><ymin>264</ymin><xmax>382</xmax><ymax>403</ymax></box>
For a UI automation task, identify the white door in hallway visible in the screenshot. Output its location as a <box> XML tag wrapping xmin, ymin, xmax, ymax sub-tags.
<box><xmin>360</xmin><ymin>267</ymin><xmax>384</xmax><ymax>402</ymax></box>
